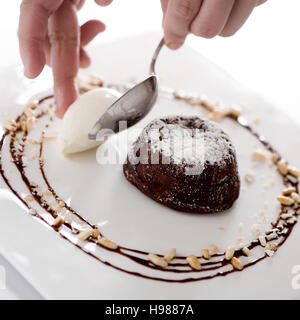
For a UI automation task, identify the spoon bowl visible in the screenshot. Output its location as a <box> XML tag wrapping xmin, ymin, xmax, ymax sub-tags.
<box><xmin>88</xmin><ymin>38</ymin><xmax>164</xmax><ymax>140</ymax></box>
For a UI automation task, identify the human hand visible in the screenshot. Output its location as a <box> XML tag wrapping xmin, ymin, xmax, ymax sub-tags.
<box><xmin>18</xmin><ymin>0</ymin><xmax>110</xmax><ymax>118</ymax></box>
<box><xmin>161</xmin><ymin>0</ymin><xmax>267</xmax><ymax>49</ymax></box>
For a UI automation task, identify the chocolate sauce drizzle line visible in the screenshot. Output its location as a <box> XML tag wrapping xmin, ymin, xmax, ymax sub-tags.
<box><xmin>0</xmin><ymin>89</ymin><xmax>298</xmax><ymax>283</ymax></box>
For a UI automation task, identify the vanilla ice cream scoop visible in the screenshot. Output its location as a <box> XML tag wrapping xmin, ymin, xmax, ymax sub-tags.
<box><xmin>58</xmin><ymin>88</ymin><xmax>121</xmax><ymax>155</ymax></box>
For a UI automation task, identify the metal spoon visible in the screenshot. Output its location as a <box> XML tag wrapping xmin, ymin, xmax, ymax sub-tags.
<box><xmin>88</xmin><ymin>38</ymin><xmax>165</xmax><ymax>141</ymax></box>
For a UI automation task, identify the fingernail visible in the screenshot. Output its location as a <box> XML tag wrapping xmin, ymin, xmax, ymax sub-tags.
<box><xmin>166</xmin><ymin>42</ymin><xmax>183</xmax><ymax>50</ymax></box>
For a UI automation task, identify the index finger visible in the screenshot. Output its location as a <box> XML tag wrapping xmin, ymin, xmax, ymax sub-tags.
<box><xmin>49</xmin><ymin>0</ymin><xmax>80</xmax><ymax>117</ymax></box>
<box><xmin>18</xmin><ymin>0</ymin><xmax>63</xmax><ymax>78</ymax></box>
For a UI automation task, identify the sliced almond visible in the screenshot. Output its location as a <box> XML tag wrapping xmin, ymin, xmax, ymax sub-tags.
<box><xmin>231</xmin><ymin>257</ymin><xmax>243</xmax><ymax>270</ymax></box>
<box><xmin>201</xmin><ymin>249</ymin><xmax>211</xmax><ymax>260</ymax></box>
<box><xmin>78</xmin><ymin>229</ymin><xmax>93</xmax><ymax>241</ymax></box>
<box><xmin>208</xmin><ymin>244</ymin><xmax>219</xmax><ymax>255</ymax></box>
<box><xmin>277</xmin><ymin>195</ymin><xmax>294</xmax><ymax>206</ymax></box>
<box><xmin>148</xmin><ymin>253</ymin><xmax>168</xmax><ymax>268</ymax></box>
<box><xmin>288</xmin><ymin>167</ymin><xmax>300</xmax><ymax>177</ymax></box>
<box><xmin>98</xmin><ymin>237</ymin><xmax>118</xmax><ymax>250</ymax></box>
<box><xmin>225</xmin><ymin>246</ymin><xmax>235</xmax><ymax>260</ymax></box>
<box><xmin>164</xmin><ymin>248</ymin><xmax>176</xmax><ymax>262</ymax></box>
<box><xmin>282</xmin><ymin>187</ymin><xmax>296</xmax><ymax>196</ymax></box>
<box><xmin>277</xmin><ymin>159</ymin><xmax>288</xmax><ymax>175</ymax></box>
<box><xmin>186</xmin><ymin>255</ymin><xmax>202</xmax><ymax>270</ymax></box>
<box><xmin>242</xmin><ymin>247</ymin><xmax>251</xmax><ymax>257</ymax></box>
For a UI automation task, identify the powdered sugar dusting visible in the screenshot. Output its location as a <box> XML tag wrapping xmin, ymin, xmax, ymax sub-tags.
<box><xmin>141</xmin><ymin>117</ymin><xmax>235</xmax><ymax>170</ymax></box>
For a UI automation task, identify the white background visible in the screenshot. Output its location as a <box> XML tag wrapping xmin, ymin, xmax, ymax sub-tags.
<box><xmin>0</xmin><ymin>0</ymin><xmax>299</xmax><ymax>299</ymax></box>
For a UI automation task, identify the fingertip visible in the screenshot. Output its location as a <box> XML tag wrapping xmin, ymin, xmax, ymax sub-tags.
<box><xmin>54</xmin><ymin>81</ymin><xmax>78</xmax><ymax>118</ymax></box>
<box><xmin>166</xmin><ymin>41</ymin><xmax>183</xmax><ymax>50</ymax></box>
<box><xmin>94</xmin><ymin>0</ymin><xmax>113</xmax><ymax>7</ymax></box>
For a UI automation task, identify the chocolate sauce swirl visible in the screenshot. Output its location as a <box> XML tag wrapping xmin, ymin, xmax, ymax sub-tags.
<box><xmin>0</xmin><ymin>85</ymin><xmax>298</xmax><ymax>283</ymax></box>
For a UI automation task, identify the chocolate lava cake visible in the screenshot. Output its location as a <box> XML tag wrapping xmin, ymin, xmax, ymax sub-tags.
<box><xmin>123</xmin><ymin>116</ymin><xmax>240</xmax><ymax>213</ymax></box>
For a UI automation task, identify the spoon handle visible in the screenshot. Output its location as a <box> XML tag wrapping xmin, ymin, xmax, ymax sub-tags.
<box><xmin>149</xmin><ymin>38</ymin><xmax>165</xmax><ymax>75</ymax></box>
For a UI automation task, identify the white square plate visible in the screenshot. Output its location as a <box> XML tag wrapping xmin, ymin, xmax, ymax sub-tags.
<box><xmin>0</xmin><ymin>33</ymin><xmax>300</xmax><ymax>299</ymax></box>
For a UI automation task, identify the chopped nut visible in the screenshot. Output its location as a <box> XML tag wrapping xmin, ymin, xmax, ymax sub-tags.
<box><xmin>225</xmin><ymin>246</ymin><xmax>235</xmax><ymax>260</ymax></box>
<box><xmin>288</xmin><ymin>167</ymin><xmax>300</xmax><ymax>177</ymax></box>
<box><xmin>271</xmin><ymin>152</ymin><xmax>280</xmax><ymax>163</ymax></box>
<box><xmin>44</xmin><ymin>190</ymin><xmax>52</xmax><ymax>197</ymax></box>
<box><xmin>282</xmin><ymin>187</ymin><xmax>296</xmax><ymax>196</ymax></box>
<box><xmin>201</xmin><ymin>249</ymin><xmax>211</xmax><ymax>260</ymax></box>
<box><xmin>164</xmin><ymin>248</ymin><xmax>176</xmax><ymax>262</ymax></box>
<box><xmin>186</xmin><ymin>255</ymin><xmax>202</xmax><ymax>270</ymax></box>
<box><xmin>231</xmin><ymin>257</ymin><xmax>243</xmax><ymax>270</ymax></box>
<box><xmin>98</xmin><ymin>237</ymin><xmax>118</xmax><ymax>250</ymax></box>
<box><xmin>25</xmin><ymin>102</ymin><xmax>37</xmax><ymax>110</ymax></box>
<box><xmin>208</xmin><ymin>244</ymin><xmax>218</xmax><ymax>255</ymax></box>
<box><xmin>266</xmin><ymin>233</ymin><xmax>278</xmax><ymax>241</ymax></box>
<box><xmin>207</xmin><ymin>110</ymin><xmax>226</xmax><ymax>122</ymax></box>
<box><xmin>28</xmin><ymin>208</ymin><xmax>37</xmax><ymax>216</ymax></box>
<box><xmin>265</xmin><ymin>249</ymin><xmax>274</xmax><ymax>257</ymax></box>
<box><xmin>287</xmin><ymin>217</ymin><xmax>297</xmax><ymax>225</ymax></box>
<box><xmin>281</xmin><ymin>212</ymin><xmax>294</xmax><ymax>220</ymax></box>
<box><xmin>2</xmin><ymin>119</ymin><xmax>17</xmax><ymax>131</ymax></box>
<box><xmin>30</xmin><ymin>181</ymin><xmax>38</xmax><ymax>187</ymax></box>
<box><xmin>245</xmin><ymin>172</ymin><xmax>256</xmax><ymax>184</ymax></box>
<box><xmin>44</xmin><ymin>136</ymin><xmax>56</xmax><ymax>142</ymax></box>
<box><xmin>287</xmin><ymin>174</ymin><xmax>298</xmax><ymax>184</ymax></box>
<box><xmin>266</xmin><ymin>243</ymin><xmax>278</xmax><ymax>252</ymax></box>
<box><xmin>52</xmin><ymin>216</ymin><xmax>64</xmax><ymax>228</ymax></box>
<box><xmin>28</xmin><ymin>138</ymin><xmax>40</xmax><ymax>145</ymax></box>
<box><xmin>91</xmin><ymin>229</ymin><xmax>100</xmax><ymax>239</ymax></box>
<box><xmin>236</xmin><ymin>236</ymin><xmax>245</xmax><ymax>243</ymax></box>
<box><xmin>20</xmin><ymin>120</ymin><xmax>27</xmax><ymax>132</ymax></box>
<box><xmin>296</xmin><ymin>209</ymin><xmax>300</xmax><ymax>215</ymax></box>
<box><xmin>201</xmin><ymin>99</ymin><xmax>216</xmax><ymax>112</ymax></box>
<box><xmin>58</xmin><ymin>200</ymin><xmax>65</xmax><ymax>208</ymax></box>
<box><xmin>291</xmin><ymin>192</ymin><xmax>300</xmax><ymax>203</ymax></box>
<box><xmin>24</xmin><ymin>195</ymin><xmax>34</xmax><ymax>202</ymax></box>
<box><xmin>253</xmin><ymin>117</ymin><xmax>260</xmax><ymax>125</ymax></box>
<box><xmin>228</xmin><ymin>105</ymin><xmax>242</xmax><ymax>117</ymax></box>
<box><xmin>252</xmin><ymin>149</ymin><xmax>268</xmax><ymax>162</ymax></box>
<box><xmin>259</xmin><ymin>235</ymin><xmax>267</xmax><ymax>247</ymax></box>
<box><xmin>277</xmin><ymin>195</ymin><xmax>294</xmax><ymax>206</ymax></box>
<box><xmin>78</xmin><ymin>229</ymin><xmax>93</xmax><ymax>241</ymax></box>
<box><xmin>277</xmin><ymin>159</ymin><xmax>288</xmax><ymax>175</ymax></box>
<box><xmin>26</xmin><ymin>117</ymin><xmax>36</xmax><ymax>131</ymax></box>
<box><xmin>25</xmin><ymin>107</ymin><xmax>35</xmax><ymax>118</ymax></box>
<box><xmin>242</xmin><ymin>247</ymin><xmax>251</xmax><ymax>257</ymax></box>
<box><xmin>148</xmin><ymin>253</ymin><xmax>168</xmax><ymax>268</ymax></box>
